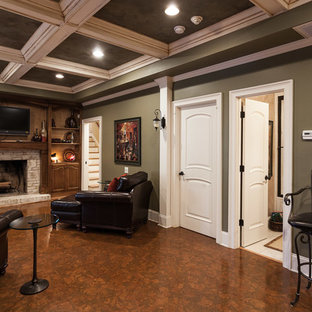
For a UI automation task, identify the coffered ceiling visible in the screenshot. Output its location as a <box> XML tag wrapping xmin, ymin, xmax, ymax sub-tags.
<box><xmin>0</xmin><ymin>0</ymin><xmax>311</xmax><ymax>99</ymax></box>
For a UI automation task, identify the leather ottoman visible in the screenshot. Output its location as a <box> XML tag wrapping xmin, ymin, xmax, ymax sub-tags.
<box><xmin>51</xmin><ymin>195</ymin><xmax>81</xmax><ymax>230</ymax></box>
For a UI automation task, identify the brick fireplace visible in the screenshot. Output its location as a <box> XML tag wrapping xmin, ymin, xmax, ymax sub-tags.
<box><xmin>0</xmin><ymin>150</ymin><xmax>50</xmax><ymax>206</ymax></box>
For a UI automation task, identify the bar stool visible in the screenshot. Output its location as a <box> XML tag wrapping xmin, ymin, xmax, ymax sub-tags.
<box><xmin>284</xmin><ymin>185</ymin><xmax>312</xmax><ymax>306</ymax></box>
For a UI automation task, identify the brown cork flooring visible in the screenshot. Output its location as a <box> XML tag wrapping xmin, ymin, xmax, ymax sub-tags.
<box><xmin>0</xmin><ymin>201</ymin><xmax>311</xmax><ymax>312</ymax></box>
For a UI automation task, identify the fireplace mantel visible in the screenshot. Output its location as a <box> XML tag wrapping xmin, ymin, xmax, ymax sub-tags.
<box><xmin>0</xmin><ymin>142</ymin><xmax>47</xmax><ymax>151</ymax></box>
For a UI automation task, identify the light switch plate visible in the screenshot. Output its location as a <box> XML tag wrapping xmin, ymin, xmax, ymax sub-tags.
<box><xmin>124</xmin><ymin>167</ymin><xmax>129</xmax><ymax>173</ymax></box>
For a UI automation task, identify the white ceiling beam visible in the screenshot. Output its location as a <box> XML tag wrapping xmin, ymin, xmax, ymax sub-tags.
<box><xmin>60</xmin><ymin>0</ymin><xmax>111</xmax><ymax>26</ymax></box>
<box><xmin>71</xmin><ymin>78</ymin><xmax>104</xmax><ymax>93</ymax></box>
<box><xmin>249</xmin><ymin>0</ymin><xmax>286</xmax><ymax>15</ymax></box>
<box><xmin>0</xmin><ymin>46</ymin><xmax>24</xmax><ymax>63</ymax></box>
<box><xmin>1</xmin><ymin>62</ymin><xmax>34</xmax><ymax>83</ymax></box>
<box><xmin>38</xmin><ymin>56</ymin><xmax>110</xmax><ymax>79</ymax></box>
<box><xmin>15</xmin><ymin>79</ymin><xmax>73</xmax><ymax>93</ymax></box>
<box><xmin>0</xmin><ymin>0</ymin><xmax>63</xmax><ymax>25</ymax></box>
<box><xmin>3</xmin><ymin>0</ymin><xmax>112</xmax><ymax>83</ymax></box>
<box><xmin>78</xmin><ymin>18</ymin><xmax>168</xmax><ymax>59</ymax></box>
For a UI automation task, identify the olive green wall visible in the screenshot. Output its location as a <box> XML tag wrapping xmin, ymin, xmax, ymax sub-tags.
<box><xmin>174</xmin><ymin>46</ymin><xmax>312</xmax><ymax>232</ymax></box>
<box><xmin>82</xmin><ymin>89</ymin><xmax>160</xmax><ymax>212</ymax></box>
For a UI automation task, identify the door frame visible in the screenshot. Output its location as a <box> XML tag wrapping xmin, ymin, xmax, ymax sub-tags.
<box><xmin>81</xmin><ymin>116</ymin><xmax>102</xmax><ymax>190</ymax></box>
<box><xmin>171</xmin><ymin>93</ymin><xmax>222</xmax><ymax>244</ymax></box>
<box><xmin>228</xmin><ymin>80</ymin><xmax>293</xmax><ymax>270</ymax></box>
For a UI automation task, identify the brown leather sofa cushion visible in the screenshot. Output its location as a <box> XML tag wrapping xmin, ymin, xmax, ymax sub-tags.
<box><xmin>117</xmin><ymin>171</ymin><xmax>148</xmax><ymax>192</ymax></box>
<box><xmin>0</xmin><ymin>210</ymin><xmax>23</xmax><ymax>233</ymax></box>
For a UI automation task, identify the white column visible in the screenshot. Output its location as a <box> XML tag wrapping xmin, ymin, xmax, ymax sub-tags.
<box><xmin>155</xmin><ymin>76</ymin><xmax>173</xmax><ymax>228</ymax></box>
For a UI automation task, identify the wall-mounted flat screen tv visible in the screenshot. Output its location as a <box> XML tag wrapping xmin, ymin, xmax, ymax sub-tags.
<box><xmin>0</xmin><ymin>106</ymin><xmax>30</xmax><ymax>136</ymax></box>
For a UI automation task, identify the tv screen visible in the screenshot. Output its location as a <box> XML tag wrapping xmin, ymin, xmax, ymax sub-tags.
<box><xmin>0</xmin><ymin>106</ymin><xmax>30</xmax><ymax>136</ymax></box>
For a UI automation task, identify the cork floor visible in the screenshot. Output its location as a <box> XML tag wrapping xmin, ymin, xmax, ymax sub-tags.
<box><xmin>0</xmin><ymin>202</ymin><xmax>311</xmax><ymax>312</ymax></box>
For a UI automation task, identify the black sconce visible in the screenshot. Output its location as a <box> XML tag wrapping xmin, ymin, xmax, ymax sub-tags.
<box><xmin>153</xmin><ymin>109</ymin><xmax>166</xmax><ymax>131</ymax></box>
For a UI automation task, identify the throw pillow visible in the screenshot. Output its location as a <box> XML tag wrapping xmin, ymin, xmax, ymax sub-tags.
<box><xmin>107</xmin><ymin>174</ymin><xmax>127</xmax><ymax>192</ymax></box>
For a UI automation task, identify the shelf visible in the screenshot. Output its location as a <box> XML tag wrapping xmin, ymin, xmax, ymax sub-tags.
<box><xmin>52</xmin><ymin>127</ymin><xmax>79</xmax><ymax>131</ymax></box>
<box><xmin>51</xmin><ymin>143</ymin><xmax>80</xmax><ymax>145</ymax></box>
<box><xmin>0</xmin><ymin>142</ymin><xmax>47</xmax><ymax>151</ymax></box>
<box><xmin>51</xmin><ymin>162</ymin><xmax>80</xmax><ymax>166</ymax></box>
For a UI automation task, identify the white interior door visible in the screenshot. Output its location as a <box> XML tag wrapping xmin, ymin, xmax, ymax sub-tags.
<box><xmin>180</xmin><ymin>103</ymin><xmax>217</xmax><ymax>238</ymax></box>
<box><xmin>242</xmin><ymin>98</ymin><xmax>269</xmax><ymax>247</ymax></box>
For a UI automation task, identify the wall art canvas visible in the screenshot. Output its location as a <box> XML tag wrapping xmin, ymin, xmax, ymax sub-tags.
<box><xmin>114</xmin><ymin>117</ymin><xmax>141</xmax><ymax>165</ymax></box>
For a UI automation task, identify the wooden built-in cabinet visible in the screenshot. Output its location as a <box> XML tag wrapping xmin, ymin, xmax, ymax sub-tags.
<box><xmin>51</xmin><ymin>163</ymin><xmax>80</xmax><ymax>193</ymax></box>
<box><xmin>48</xmin><ymin>105</ymin><xmax>81</xmax><ymax>195</ymax></box>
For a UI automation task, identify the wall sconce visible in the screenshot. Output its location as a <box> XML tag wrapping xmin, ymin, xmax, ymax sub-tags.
<box><xmin>153</xmin><ymin>109</ymin><xmax>166</xmax><ymax>131</ymax></box>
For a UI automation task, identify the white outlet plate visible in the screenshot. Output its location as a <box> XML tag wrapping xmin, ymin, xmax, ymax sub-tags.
<box><xmin>124</xmin><ymin>167</ymin><xmax>129</xmax><ymax>173</ymax></box>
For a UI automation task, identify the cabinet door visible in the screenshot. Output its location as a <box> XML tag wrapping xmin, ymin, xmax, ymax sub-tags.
<box><xmin>51</xmin><ymin>166</ymin><xmax>66</xmax><ymax>192</ymax></box>
<box><xmin>66</xmin><ymin>164</ymin><xmax>80</xmax><ymax>191</ymax></box>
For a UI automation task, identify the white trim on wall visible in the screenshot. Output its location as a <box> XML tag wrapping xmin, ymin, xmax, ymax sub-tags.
<box><xmin>171</xmin><ymin>93</ymin><xmax>223</xmax><ymax>245</ymax></box>
<box><xmin>228</xmin><ymin>80</ymin><xmax>293</xmax><ymax>270</ymax></box>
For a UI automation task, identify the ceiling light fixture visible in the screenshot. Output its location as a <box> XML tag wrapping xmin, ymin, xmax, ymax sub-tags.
<box><xmin>191</xmin><ymin>16</ymin><xmax>203</xmax><ymax>25</ymax></box>
<box><xmin>165</xmin><ymin>4</ymin><xmax>179</xmax><ymax>16</ymax></box>
<box><xmin>92</xmin><ymin>48</ymin><xmax>104</xmax><ymax>58</ymax></box>
<box><xmin>174</xmin><ymin>25</ymin><xmax>185</xmax><ymax>34</ymax></box>
<box><xmin>55</xmin><ymin>73</ymin><xmax>64</xmax><ymax>79</ymax></box>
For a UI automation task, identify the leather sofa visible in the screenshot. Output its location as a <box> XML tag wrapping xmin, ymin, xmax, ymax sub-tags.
<box><xmin>0</xmin><ymin>209</ymin><xmax>23</xmax><ymax>275</ymax></box>
<box><xmin>75</xmin><ymin>171</ymin><xmax>153</xmax><ymax>237</ymax></box>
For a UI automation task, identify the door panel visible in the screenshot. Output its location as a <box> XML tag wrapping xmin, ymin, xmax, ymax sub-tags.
<box><xmin>242</xmin><ymin>98</ymin><xmax>269</xmax><ymax>247</ymax></box>
<box><xmin>180</xmin><ymin>104</ymin><xmax>217</xmax><ymax>238</ymax></box>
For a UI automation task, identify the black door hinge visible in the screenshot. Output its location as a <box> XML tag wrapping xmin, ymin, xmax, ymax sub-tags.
<box><xmin>240</xmin><ymin>165</ymin><xmax>245</xmax><ymax>172</ymax></box>
<box><xmin>239</xmin><ymin>219</ymin><xmax>244</xmax><ymax>227</ymax></box>
<box><xmin>240</xmin><ymin>111</ymin><xmax>245</xmax><ymax>118</ymax></box>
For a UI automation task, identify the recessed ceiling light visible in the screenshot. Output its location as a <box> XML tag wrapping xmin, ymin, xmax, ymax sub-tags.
<box><xmin>165</xmin><ymin>4</ymin><xmax>179</xmax><ymax>16</ymax></box>
<box><xmin>55</xmin><ymin>73</ymin><xmax>64</xmax><ymax>79</ymax></box>
<box><xmin>92</xmin><ymin>48</ymin><xmax>104</xmax><ymax>58</ymax></box>
<box><xmin>174</xmin><ymin>25</ymin><xmax>185</xmax><ymax>34</ymax></box>
<box><xmin>191</xmin><ymin>16</ymin><xmax>203</xmax><ymax>25</ymax></box>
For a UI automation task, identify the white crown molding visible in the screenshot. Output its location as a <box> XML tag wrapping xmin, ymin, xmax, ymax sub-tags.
<box><xmin>82</xmin><ymin>81</ymin><xmax>158</xmax><ymax>106</ymax></box>
<box><xmin>109</xmin><ymin>55</ymin><xmax>159</xmax><ymax>79</ymax></box>
<box><xmin>78</xmin><ymin>17</ymin><xmax>168</xmax><ymax>59</ymax></box>
<box><xmin>15</xmin><ymin>79</ymin><xmax>73</xmax><ymax>93</ymax></box>
<box><xmin>83</xmin><ymin>37</ymin><xmax>312</xmax><ymax>106</ymax></box>
<box><xmin>0</xmin><ymin>46</ymin><xmax>24</xmax><ymax>64</ymax></box>
<box><xmin>38</xmin><ymin>56</ymin><xmax>110</xmax><ymax>80</ymax></box>
<box><xmin>293</xmin><ymin>21</ymin><xmax>312</xmax><ymax>38</ymax></box>
<box><xmin>173</xmin><ymin>37</ymin><xmax>312</xmax><ymax>82</ymax></box>
<box><xmin>169</xmin><ymin>7</ymin><xmax>269</xmax><ymax>56</ymax></box>
<box><xmin>0</xmin><ymin>0</ymin><xmax>63</xmax><ymax>25</ymax></box>
<box><xmin>71</xmin><ymin>78</ymin><xmax>104</xmax><ymax>93</ymax></box>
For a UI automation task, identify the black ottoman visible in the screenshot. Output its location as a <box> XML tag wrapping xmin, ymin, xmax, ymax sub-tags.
<box><xmin>51</xmin><ymin>195</ymin><xmax>81</xmax><ymax>230</ymax></box>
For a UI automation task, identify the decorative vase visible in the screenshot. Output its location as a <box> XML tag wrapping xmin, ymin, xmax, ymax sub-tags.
<box><xmin>65</xmin><ymin>111</ymin><xmax>77</xmax><ymax>128</ymax></box>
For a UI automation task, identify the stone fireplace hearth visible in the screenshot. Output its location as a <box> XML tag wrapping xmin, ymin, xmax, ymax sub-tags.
<box><xmin>0</xmin><ymin>150</ymin><xmax>50</xmax><ymax>207</ymax></box>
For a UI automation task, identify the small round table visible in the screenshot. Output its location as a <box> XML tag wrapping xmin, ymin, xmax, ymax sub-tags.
<box><xmin>9</xmin><ymin>214</ymin><xmax>59</xmax><ymax>295</ymax></box>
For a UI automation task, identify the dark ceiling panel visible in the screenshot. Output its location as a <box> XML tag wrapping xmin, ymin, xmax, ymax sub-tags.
<box><xmin>0</xmin><ymin>9</ymin><xmax>41</xmax><ymax>50</ymax></box>
<box><xmin>0</xmin><ymin>60</ymin><xmax>8</xmax><ymax>72</ymax></box>
<box><xmin>48</xmin><ymin>33</ymin><xmax>142</xmax><ymax>70</ymax></box>
<box><xmin>95</xmin><ymin>0</ymin><xmax>254</xmax><ymax>43</ymax></box>
<box><xmin>22</xmin><ymin>68</ymin><xmax>88</xmax><ymax>87</ymax></box>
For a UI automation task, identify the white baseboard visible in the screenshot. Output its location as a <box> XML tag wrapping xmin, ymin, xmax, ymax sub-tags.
<box><xmin>291</xmin><ymin>253</ymin><xmax>311</xmax><ymax>276</ymax></box>
<box><xmin>148</xmin><ymin>209</ymin><xmax>159</xmax><ymax>223</ymax></box>
<box><xmin>219</xmin><ymin>231</ymin><xmax>230</xmax><ymax>247</ymax></box>
<box><xmin>158</xmin><ymin>214</ymin><xmax>172</xmax><ymax>228</ymax></box>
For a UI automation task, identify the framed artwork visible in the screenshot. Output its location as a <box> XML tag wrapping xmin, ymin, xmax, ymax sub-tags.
<box><xmin>114</xmin><ymin>117</ymin><xmax>141</xmax><ymax>165</ymax></box>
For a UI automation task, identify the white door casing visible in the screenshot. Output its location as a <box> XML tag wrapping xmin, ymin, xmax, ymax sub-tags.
<box><xmin>242</xmin><ymin>99</ymin><xmax>269</xmax><ymax>247</ymax></box>
<box><xmin>228</xmin><ymin>80</ymin><xmax>293</xmax><ymax>270</ymax></box>
<box><xmin>81</xmin><ymin>116</ymin><xmax>102</xmax><ymax>191</ymax></box>
<box><xmin>180</xmin><ymin>104</ymin><xmax>217</xmax><ymax>237</ymax></box>
<box><xmin>172</xmin><ymin>93</ymin><xmax>222</xmax><ymax>243</ymax></box>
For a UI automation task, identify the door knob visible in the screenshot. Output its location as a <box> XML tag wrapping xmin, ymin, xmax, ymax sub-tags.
<box><xmin>265</xmin><ymin>175</ymin><xmax>271</xmax><ymax>181</ymax></box>
<box><xmin>179</xmin><ymin>171</ymin><xmax>185</xmax><ymax>176</ymax></box>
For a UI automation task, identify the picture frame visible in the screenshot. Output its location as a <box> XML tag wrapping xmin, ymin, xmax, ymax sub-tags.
<box><xmin>114</xmin><ymin>117</ymin><xmax>141</xmax><ymax>165</ymax></box>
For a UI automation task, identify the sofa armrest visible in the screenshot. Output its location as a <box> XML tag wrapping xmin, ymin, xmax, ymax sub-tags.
<box><xmin>0</xmin><ymin>209</ymin><xmax>23</xmax><ymax>232</ymax></box>
<box><xmin>75</xmin><ymin>191</ymin><xmax>132</xmax><ymax>203</ymax></box>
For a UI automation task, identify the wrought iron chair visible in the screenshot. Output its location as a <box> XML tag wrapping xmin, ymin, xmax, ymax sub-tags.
<box><xmin>284</xmin><ymin>180</ymin><xmax>312</xmax><ymax>306</ymax></box>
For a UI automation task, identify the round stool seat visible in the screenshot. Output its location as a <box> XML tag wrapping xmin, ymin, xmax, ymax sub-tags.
<box><xmin>288</xmin><ymin>212</ymin><xmax>312</xmax><ymax>232</ymax></box>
